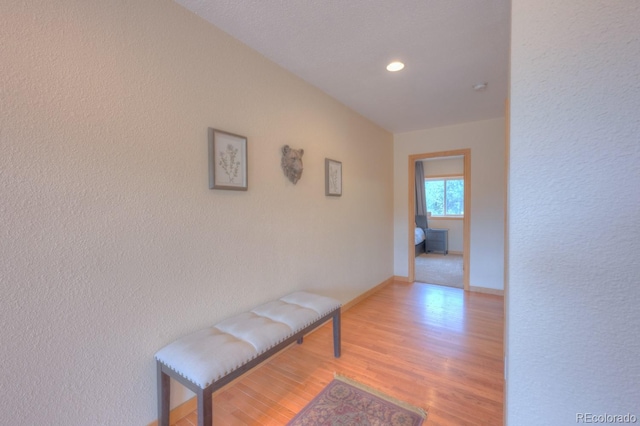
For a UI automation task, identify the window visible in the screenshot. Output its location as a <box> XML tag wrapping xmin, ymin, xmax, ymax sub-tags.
<box><xmin>424</xmin><ymin>177</ymin><xmax>464</xmax><ymax>216</ymax></box>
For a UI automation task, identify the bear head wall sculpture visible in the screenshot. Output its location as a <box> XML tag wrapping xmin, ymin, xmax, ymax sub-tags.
<box><xmin>281</xmin><ymin>145</ymin><xmax>304</xmax><ymax>184</ymax></box>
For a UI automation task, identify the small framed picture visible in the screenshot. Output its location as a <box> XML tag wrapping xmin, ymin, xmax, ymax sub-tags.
<box><xmin>325</xmin><ymin>158</ymin><xmax>342</xmax><ymax>196</ymax></box>
<box><xmin>208</xmin><ymin>128</ymin><xmax>248</xmax><ymax>190</ymax></box>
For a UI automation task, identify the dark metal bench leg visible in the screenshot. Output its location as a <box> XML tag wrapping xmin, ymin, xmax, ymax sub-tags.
<box><xmin>197</xmin><ymin>388</ymin><xmax>213</xmax><ymax>426</ymax></box>
<box><xmin>333</xmin><ymin>310</ymin><xmax>341</xmax><ymax>357</ymax></box>
<box><xmin>157</xmin><ymin>362</ymin><xmax>170</xmax><ymax>426</ymax></box>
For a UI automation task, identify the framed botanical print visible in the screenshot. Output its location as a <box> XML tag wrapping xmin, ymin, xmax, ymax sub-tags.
<box><xmin>325</xmin><ymin>158</ymin><xmax>342</xmax><ymax>196</ymax></box>
<box><xmin>208</xmin><ymin>128</ymin><xmax>248</xmax><ymax>190</ymax></box>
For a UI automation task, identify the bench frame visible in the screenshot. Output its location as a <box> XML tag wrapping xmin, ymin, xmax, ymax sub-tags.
<box><xmin>157</xmin><ymin>307</ymin><xmax>341</xmax><ymax>426</ymax></box>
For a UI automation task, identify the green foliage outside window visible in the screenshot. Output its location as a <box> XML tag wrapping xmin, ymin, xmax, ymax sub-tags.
<box><xmin>424</xmin><ymin>178</ymin><xmax>464</xmax><ymax>216</ymax></box>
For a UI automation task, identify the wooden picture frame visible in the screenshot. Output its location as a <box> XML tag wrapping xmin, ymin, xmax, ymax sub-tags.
<box><xmin>325</xmin><ymin>158</ymin><xmax>342</xmax><ymax>196</ymax></box>
<box><xmin>208</xmin><ymin>128</ymin><xmax>248</xmax><ymax>190</ymax></box>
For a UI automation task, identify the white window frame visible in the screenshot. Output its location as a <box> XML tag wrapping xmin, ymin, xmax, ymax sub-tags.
<box><xmin>424</xmin><ymin>175</ymin><xmax>464</xmax><ymax>218</ymax></box>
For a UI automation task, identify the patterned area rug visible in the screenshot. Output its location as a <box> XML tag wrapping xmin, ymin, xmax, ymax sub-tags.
<box><xmin>287</xmin><ymin>374</ymin><xmax>427</xmax><ymax>426</ymax></box>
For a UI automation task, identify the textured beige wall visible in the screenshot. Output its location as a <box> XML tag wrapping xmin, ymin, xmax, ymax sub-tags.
<box><xmin>0</xmin><ymin>1</ymin><xmax>393</xmax><ymax>424</ymax></box>
<box><xmin>508</xmin><ymin>1</ymin><xmax>640</xmax><ymax>424</ymax></box>
<box><xmin>394</xmin><ymin>118</ymin><xmax>505</xmax><ymax>290</ymax></box>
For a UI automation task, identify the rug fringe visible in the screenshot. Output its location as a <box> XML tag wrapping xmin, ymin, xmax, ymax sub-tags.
<box><xmin>333</xmin><ymin>373</ymin><xmax>428</xmax><ymax>419</ymax></box>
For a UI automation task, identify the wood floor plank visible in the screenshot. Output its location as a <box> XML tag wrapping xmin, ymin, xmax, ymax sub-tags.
<box><xmin>169</xmin><ymin>281</ymin><xmax>504</xmax><ymax>425</ymax></box>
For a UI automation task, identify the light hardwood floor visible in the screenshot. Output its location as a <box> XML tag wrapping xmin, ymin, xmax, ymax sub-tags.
<box><xmin>170</xmin><ymin>281</ymin><xmax>504</xmax><ymax>426</ymax></box>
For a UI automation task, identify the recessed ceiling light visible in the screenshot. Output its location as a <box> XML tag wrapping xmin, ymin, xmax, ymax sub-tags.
<box><xmin>386</xmin><ymin>61</ymin><xmax>405</xmax><ymax>72</ymax></box>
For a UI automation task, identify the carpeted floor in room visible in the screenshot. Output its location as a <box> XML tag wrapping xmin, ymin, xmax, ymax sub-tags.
<box><xmin>415</xmin><ymin>253</ymin><xmax>463</xmax><ymax>288</ymax></box>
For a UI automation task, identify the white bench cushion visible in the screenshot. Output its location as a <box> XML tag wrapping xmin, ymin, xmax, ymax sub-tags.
<box><xmin>154</xmin><ymin>328</ymin><xmax>257</xmax><ymax>389</ymax></box>
<box><xmin>251</xmin><ymin>301</ymin><xmax>320</xmax><ymax>331</ymax></box>
<box><xmin>214</xmin><ymin>312</ymin><xmax>292</xmax><ymax>353</ymax></box>
<box><xmin>155</xmin><ymin>291</ymin><xmax>341</xmax><ymax>389</ymax></box>
<box><xmin>280</xmin><ymin>292</ymin><xmax>341</xmax><ymax>317</ymax></box>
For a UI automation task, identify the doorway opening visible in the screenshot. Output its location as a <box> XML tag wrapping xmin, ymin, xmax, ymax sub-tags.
<box><xmin>408</xmin><ymin>149</ymin><xmax>471</xmax><ymax>290</ymax></box>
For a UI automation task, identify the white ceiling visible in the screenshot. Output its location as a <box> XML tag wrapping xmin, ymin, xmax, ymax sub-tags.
<box><xmin>175</xmin><ymin>0</ymin><xmax>510</xmax><ymax>134</ymax></box>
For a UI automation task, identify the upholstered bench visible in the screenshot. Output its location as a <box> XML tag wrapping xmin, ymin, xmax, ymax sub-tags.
<box><xmin>155</xmin><ymin>291</ymin><xmax>342</xmax><ymax>426</ymax></box>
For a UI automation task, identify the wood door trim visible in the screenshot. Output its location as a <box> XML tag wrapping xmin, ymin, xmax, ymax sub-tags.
<box><xmin>408</xmin><ymin>150</ymin><xmax>471</xmax><ymax>290</ymax></box>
